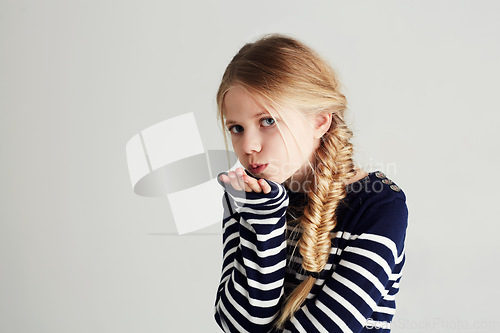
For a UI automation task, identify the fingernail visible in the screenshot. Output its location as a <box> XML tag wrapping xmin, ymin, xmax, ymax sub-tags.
<box><xmin>217</xmin><ymin>172</ymin><xmax>228</xmax><ymax>186</ymax></box>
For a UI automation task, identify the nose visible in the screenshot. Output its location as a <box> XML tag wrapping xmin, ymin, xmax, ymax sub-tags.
<box><xmin>241</xmin><ymin>132</ymin><xmax>261</xmax><ymax>155</ymax></box>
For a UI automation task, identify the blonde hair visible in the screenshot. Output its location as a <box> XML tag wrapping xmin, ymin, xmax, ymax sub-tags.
<box><xmin>216</xmin><ymin>34</ymin><xmax>356</xmax><ymax>329</ymax></box>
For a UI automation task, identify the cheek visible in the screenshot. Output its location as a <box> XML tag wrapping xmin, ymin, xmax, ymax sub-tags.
<box><xmin>288</xmin><ymin>137</ymin><xmax>314</xmax><ymax>165</ymax></box>
<box><xmin>230</xmin><ymin>137</ymin><xmax>242</xmax><ymax>155</ymax></box>
<box><xmin>268</xmin><ymin>135</ymin><xmax>289</xmax><ymax>158</ymax></box>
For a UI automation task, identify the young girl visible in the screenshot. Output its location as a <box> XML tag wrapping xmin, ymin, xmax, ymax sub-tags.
<box><xmin>214</xmin><ymin>34</ymin><xmax>408</xmax><ymax>333</ymax></box>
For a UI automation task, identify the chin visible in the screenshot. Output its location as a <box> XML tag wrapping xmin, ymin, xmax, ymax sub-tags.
<box><xmin>267</xmin><ymin>174</ymin><xmax>288</xmax><ymax>184</ymax></box>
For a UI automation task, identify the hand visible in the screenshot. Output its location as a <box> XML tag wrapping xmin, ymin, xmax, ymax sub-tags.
<box><xmin>218</xmin><ymin>167</ymin><xmax>272</xmax><ymax>194</ymax></box>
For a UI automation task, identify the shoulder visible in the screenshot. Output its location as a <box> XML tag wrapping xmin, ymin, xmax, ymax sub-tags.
<box><xmin>340</xmin><ymin>171</ymin><xmax>408</xmax><ymax>249</ymax></box>
<box><xmin>345</xmin><ymin>171</ymin><xmax>406</xmax><ymax>204</ymax></box>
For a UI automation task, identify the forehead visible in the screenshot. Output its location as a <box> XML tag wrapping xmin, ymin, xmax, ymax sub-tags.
<box><xmin>223</xmin><ymin>86</ymin><xmax>269</xmax><ymax>122</ymax></box>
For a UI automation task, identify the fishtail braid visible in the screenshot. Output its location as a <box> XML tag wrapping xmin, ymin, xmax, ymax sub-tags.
<box><xmin>274</xmin><ymin>116</ymin><xmax>356</xmax><ymax>329</ymax></box>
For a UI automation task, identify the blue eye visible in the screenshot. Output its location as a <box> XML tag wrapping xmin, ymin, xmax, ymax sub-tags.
<box><xmin>262</xmin><ymin>118</ymin><xmax>275</xmax><ymax>127</ymax></box>
<box><xmin>229</xmin><ymin>125</ymin><xmax>243</xmax><ymax>134</ymax></box>
<box><xmin>228</xmin><ymin>118</ymin><xmax>275</xmax><ymax>134</ymax></box>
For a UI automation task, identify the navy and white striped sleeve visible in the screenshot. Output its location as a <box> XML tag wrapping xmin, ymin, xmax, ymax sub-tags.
<box><xmin>214</xmin><ymin>180</ymin><xmax>290</xmax><ymax>333</ymax></box>
<box><xmin>284</xmin><ymin>196</ymin><xmax>408</xmax><ymax>333</ymax></box>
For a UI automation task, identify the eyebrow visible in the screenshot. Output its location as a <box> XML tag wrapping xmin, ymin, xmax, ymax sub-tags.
<box><xmin>225</xmin><ymin>112</ymin><xmax>267</xmax><ymax>126</ymax></box>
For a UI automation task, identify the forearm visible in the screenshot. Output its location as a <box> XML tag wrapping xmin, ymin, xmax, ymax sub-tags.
<box><xmin>215</xmin><ymin>181</ymin><xmax>289</xmax><ymax>332</ymax></box>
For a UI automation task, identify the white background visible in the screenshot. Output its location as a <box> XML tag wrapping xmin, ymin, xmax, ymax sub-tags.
<box><xmin>1</xmin><ymin>0</ymin><xmax>499</xmax><ymax>332</ymax></box>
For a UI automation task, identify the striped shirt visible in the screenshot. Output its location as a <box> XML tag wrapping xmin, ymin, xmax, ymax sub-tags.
<box><xmin>214</xmin><ymin>171</ymin><xmax>408</xmax><ymax>332</ymax></box>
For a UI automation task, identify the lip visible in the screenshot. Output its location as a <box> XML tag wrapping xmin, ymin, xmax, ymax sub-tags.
<box><xmin>249</xmin><ymin>163</ymin><xmax>268</xmax><ymax>174</ymax></box>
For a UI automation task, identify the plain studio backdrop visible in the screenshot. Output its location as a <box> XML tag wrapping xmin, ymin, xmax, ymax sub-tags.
<box><xmin>1</xmin><ymin>1</ymin><xmax>499</xmax><ymax>332</ymax></box>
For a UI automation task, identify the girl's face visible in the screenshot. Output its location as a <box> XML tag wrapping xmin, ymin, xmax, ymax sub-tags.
<box><xmin>223</xmin><ymin>85</ymin><xmax>325</xmax><ymax>187</ymax></box>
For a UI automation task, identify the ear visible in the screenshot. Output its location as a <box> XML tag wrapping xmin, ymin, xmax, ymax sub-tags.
<box><xmin>313</xmin><ymin>112</ymin><xmax>332</xmax><ymax>139</ymax></box>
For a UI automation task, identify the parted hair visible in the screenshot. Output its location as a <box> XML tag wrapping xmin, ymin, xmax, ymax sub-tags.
<box><xmin>216</xmin><ymin>34</ymin><xmax>356</xmax><ymax>329</ymax></box>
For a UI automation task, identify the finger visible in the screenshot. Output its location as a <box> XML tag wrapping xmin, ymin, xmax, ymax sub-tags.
<box><xmin>242</xmin><ymin>174</ymin><xmax>262</xmax><ymax>193</ymax></box>
<box><xmin>218</xmin><ymin>173</ymin><xmax>230</xmax><ymax>184</ymax></box>
<box><xmin>234</xmin><ymin>168</ymin><xmax>249</xmax><ymax>190</ymax></box>
<box><xmin>228</xmin><ymin>171</ymin><xmax>243</xmax><ymax>191</ymax></box>
<box><xmin>259</xmin><ymin>179</ymin><xmax>272</xmax><ymax>194</ymax></box>
<box><xmin>236</xmin><ymin>168</ymin><xmax>262</xmax><ymax>193</ymax></box>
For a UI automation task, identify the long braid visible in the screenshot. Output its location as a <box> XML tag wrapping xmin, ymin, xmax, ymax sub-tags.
<box><xmin>274</xmin><ymin>115</ymin><xmax>356</xmax><ymax>329</ymax></box>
